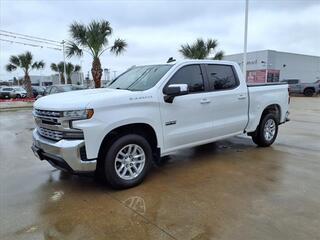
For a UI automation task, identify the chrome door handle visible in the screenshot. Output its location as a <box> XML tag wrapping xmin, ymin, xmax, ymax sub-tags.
<box><xmin>200</xmin><ymin>98</ymin><xmax>211</xmax><ymax>104</ymax></box>
<box><xmin>238</xmin><ymin>95</ymin><xmax>247</xmax><ymax>100</ymax></box>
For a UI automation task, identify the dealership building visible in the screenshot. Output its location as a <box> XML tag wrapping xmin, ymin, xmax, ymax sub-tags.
<box><xmin>224</xmin><ymin>50</ymin><xmax>320</xmax><ymax>84</ymax></box>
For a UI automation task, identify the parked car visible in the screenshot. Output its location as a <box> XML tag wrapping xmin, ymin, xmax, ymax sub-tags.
<box><xmin>32</xmin><ymin>86</ymin><xmax>46</xmax><ymax>98</ymax></box>
<box><xmin>281</xmin><ymin>79</ymin><xmax>320</xmax><ymax>96</ymax></box>
<box><xmin>32</xmin><ymin>60</ymin><xmax>290</xmax><ymax>189</ymax></box>
<box><xmin>36</xmin><ymin>85</ymin><xmax>86</xmax><ymax>99</ymax></box>
<box><xmin>12</xmin><ymin>86</ymin><xmax>27</xmax><ymax>98</ymax></box>
<box><xmin>0</xmin><ymin>87</ymin><xmax>17</xmax><ymax>99</ymax></box>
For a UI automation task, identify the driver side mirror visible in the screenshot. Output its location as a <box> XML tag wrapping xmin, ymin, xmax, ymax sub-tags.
<box><xmin>163</xmin><ymin>84</ymin><xmax>188</xmax><ymax>103</ymax></box>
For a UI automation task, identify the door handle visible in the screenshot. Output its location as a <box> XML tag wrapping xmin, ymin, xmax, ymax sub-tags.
<box><xmin>200</xmin><ymin>98</ymin><xmax>211</xmax><ymax>104</ymax></box>
<box><xmin>238</xmin><ymin>94</ymin><xmax>247</xmax><ymax>100</ymax></box>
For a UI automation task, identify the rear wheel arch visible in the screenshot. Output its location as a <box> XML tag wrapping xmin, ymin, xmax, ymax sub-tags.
<box><xmin>261</xmin><ymin>104</ymin><xmax>281</xmax><ymax>123</ymax></box>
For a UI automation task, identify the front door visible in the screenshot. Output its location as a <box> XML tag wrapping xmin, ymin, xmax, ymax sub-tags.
<box><xmin>160</xmin><ymin>64</ymin><xmax>214</xmax><ymax>152</ymax></box>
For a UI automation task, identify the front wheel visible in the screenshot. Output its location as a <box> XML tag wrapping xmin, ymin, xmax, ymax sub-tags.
<box><xmin>251</xmin><ymin>113</ymin><xmax>278</xmax><ymax>147</ymax></box>
<box><xmin>99</xmin><ymin>134</ymin><xmax>152</xmax><ymax>189</ymax></box>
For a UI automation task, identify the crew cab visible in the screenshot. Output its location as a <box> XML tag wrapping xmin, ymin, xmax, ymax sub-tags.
<box><xmin>32</xmin><ymin>60</ymin><xmax>289</xmax><ymax>189</ymax></box>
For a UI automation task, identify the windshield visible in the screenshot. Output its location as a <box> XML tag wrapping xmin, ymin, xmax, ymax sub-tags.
<box><xmin>108</xmin><ymin>64</ymin><xmax>173</xmax><ymax>91</ymax></box>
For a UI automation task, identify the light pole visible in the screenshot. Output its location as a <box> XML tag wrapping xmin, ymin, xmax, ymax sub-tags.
<box><xmin>80</xmin><ymin>59</ymin><xmax>84</xmax><ymax>86</ymax></box>
<box><xmin>62</xmin><ymin>40</ymin><xmax>67</xmax><ymax>84</ymax></box>
<box><xmin>243</xmin><ymin>0</ymin><xmax>249</xmax><ymax>81</ymax></box>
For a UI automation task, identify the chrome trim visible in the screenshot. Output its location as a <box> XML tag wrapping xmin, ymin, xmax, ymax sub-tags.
<box><xmin>32</xmin><ymin>129</ymin><xmax>96</xmax><ymax>172</ymax></box>
<box><xmin>38</xmin><ymin>127</ymin><xmax>63</xmax><ymax>141</ymax></box>
<box><xmin>33</xmin><ymin>108</ymin><xmax>83</xmax><ymax>141</ymax></box>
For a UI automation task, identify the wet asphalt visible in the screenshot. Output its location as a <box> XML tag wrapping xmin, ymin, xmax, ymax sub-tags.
<box><xmin>0</xmin><ymin>97</ymin><xmax>319</xmax><ymax>240</ymax></box>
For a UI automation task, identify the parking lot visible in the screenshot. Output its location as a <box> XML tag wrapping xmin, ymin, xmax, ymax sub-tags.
<box><xmin>0</xmin><ymin>97</ymin><xmax>319</xmax><ymax>240</ymax></box>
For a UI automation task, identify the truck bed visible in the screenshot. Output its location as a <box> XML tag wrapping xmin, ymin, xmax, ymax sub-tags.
<box><xmin>245</xmin><ymin>83</ymin><xmax>289</xmax><ymax>132</ymax></box>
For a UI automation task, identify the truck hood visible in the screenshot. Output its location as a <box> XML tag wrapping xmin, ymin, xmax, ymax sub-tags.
<box><xmin>34</xmin><ymin>88</ymin><xmax>131</xmax><ymax>111</ymax></box>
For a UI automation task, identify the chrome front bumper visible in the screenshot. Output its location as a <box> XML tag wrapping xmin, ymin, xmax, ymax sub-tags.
<box><xmin>32</xmin><ymin>129</ymin><xmax>96</xmax><ymax>173</ymax></box>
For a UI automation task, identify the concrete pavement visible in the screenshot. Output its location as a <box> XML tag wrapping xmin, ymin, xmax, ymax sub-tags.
<box><xmin>0</xmin><ymin>97</ymin><xmax>319</xmax><ymax>240</ymax></box>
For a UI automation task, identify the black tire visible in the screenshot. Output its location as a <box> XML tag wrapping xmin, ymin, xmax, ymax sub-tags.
<box><xmin>251</xmin><ymin>113</ymin><xmax>278</xmax><ymax>147</ymax></box>
<box><xmin>99</xmin><ymin>134</ymin><xmax>152</xmax><ymax>189</ymax></box>
<box><xmin>16</xmin><ymin>94</ymin><xmax>21</xmax><ymax>98</ymax></box>
<box><xmin>303</xmin><ymin>88</ymin><xmax>314</xmax><ymax>97</ymax></box>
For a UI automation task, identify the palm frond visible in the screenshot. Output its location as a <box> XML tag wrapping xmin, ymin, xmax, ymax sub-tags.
<box><xmin>18</xmin><ymin>51</ymin><xmax>33</xmax><ymax>70</ymax></box>
<box><xmin>206</xmin><ymin>39</ymin><xmax>217</xmax><ymax>52</ymax></box>
<box><xmin>65</xmin><ymin>63</ymin><xmax>74</xmax><ymax>76</ymax></box>
<box><xmin>69</xmin><ymin>22</ymin><xmax>87</xmax><ymax>46</ymax></box>
<box><xmin>32</xmin><ymin>60</ymin><xmax>45</xmax><ymax>70</ymax></box>
<box><xmin>179</xmin><ymin>38</ymin><xmax>221</xmax><ymax>59</ymax></box>
<box><xmin>9</xmin><ymin>55</ymin><xmax>20</xmax><ymax>66</ymax></box>
<box><xmin>110</xmin><ymin>38</ymin><xmax>127</xmax><ymax>55</ymax></box>
<box><xmin>66</xmin><ymin>41</ymin><xmax>84</xmax><ymax>58</ymax></box>
<box><xmin>6</xmin><ymin>64</ymin><xmax>17</xmax><ymax>72</ymax></box>
<box><xmin>74</xmin><ymin>65</ymin><xmax>81</xmax><ymax>72</ymax></box>
<box><xmin>58</xmin><ymin>62</ymin><xmax>65</xmax><ymax>72</ymax></box>
<box><xmin>50</xmin><ymin>63</ymin><xmax>58</xmax><ymax>72</ymax></box>
<box><xmin>213</xmin><ymin>50</ymin><xmax>224</xmax><ymax>60</ymax></box>
<box><xmin>86</xmin><ymin>20</ymin><xmax>113</xmax><ymax>57</ymax></box>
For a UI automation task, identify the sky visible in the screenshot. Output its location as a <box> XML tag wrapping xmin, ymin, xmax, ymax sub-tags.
<box><xmin>0</xmin><ymin>0</ymin><xmax>319</xmax><ymax>80</ymax></box>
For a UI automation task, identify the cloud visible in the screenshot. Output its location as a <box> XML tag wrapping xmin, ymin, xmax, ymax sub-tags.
<box><xmin>0</xmin><ymin>0</ymin><xmax>319</xmax><ymax>80</ymax></box>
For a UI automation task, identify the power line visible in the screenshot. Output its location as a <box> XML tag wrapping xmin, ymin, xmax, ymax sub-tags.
<box><xmin>0</xmin><ymin>29</ymin><xmax>61</xmax><ymax>44</ymax></box>
<box><xmin>0</xmin><ymin>33</ymin><xmax>62</xmax><ymax>47</ymax></box>
<box><xmin>0</xmin><ymin>38</ymin><xmax>62</xmax><ymax>51</ymax></box>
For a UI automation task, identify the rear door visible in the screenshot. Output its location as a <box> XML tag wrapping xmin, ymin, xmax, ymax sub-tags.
<box><xmin>205</xmin><ymin>64</ymin><xmax>248</xmax><ymax>138</ymax></box>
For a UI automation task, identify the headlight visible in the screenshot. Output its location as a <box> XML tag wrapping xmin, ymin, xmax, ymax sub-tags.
<box><xmin>63</xmin><ymin>109</ymin><xmax>94</xmax><ymax>120</ymax></box>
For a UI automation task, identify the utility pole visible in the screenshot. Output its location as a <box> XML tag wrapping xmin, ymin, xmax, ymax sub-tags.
<box><xmin>80</xmin><ymin>59</ymin><xmax>84</xmax><ymax>86</ymax></box>
<box><xmin>243</xmin><ymin>0</ymin><xmax>249</xmax><ymax>82</ymax></box>
<box><xmin>62</xmin><ymin>40</ymin><xmax>67</xmax><ymax>84</ymax></box>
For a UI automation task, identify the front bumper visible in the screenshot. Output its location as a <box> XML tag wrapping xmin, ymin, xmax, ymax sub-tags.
<box><xmin>32</xmin><ymin>129</ymin><xmax>96</xmax><ymax>173</ymax></box>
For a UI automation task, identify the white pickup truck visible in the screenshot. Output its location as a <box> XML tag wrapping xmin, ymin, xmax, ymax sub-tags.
<box><xmin>32</xmin><ymin>60</ymin><xmax>289</xmax><ymax>189</ymax></box>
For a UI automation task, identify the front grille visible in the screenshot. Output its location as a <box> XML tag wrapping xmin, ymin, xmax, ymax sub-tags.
<box><xmin>38</xmin><ymin>127</ymin><xmax>63</xmax><ymax>141</ymax></box>
<box><xmin>35</xmin><ymin>109</ymin><xmax>62</xmax><ymax>118</ymax></box>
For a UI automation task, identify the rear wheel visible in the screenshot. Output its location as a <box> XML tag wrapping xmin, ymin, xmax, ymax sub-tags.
<box><xmin>303</xmin><ymin>88</ymin><xmax>314</xmax><ymax>97</ymax></box>
<box><xmin>99</xmin><ymin>134</ymin><xmax>152</xmax><ymax>189</ymax></box>
<box><xmin>251</xmin><ymin>113</ymin><xmax>278</xmax><ymax>147</ymax></box>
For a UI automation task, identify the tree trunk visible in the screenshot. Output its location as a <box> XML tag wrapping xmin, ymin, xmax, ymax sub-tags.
<box><xmin>24</xmin><ymin>73</ymin><xmax>33</xmax><ymax>98</ymax></box>
<box><xmin>60</xmin><ymin>73</ymin><xmax>65</xmax><ymax>84</ymax></box>
<box><xmin>67</xmin><ymin>76</ymin><xmax>72</xmax><ymax>84</ymax></box>
<box><xmin>91</xmin><ymin>57</ymin><xmax>102</xmax><ymax>88</ymax></box>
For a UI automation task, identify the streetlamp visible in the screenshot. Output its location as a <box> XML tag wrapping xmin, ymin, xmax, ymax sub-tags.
<box><xmin>243</xmin><ymin>0</ymin><xmax>249</xmax><ymax>81</ymax></box>
<box><xmin>61</xmin><ymin>40</ymin><xmax>67</xmax><ymax>84</ymax></box>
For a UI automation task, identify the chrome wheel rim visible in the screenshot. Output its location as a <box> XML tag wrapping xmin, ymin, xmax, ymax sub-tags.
<box><xmin>114</xmin><ymin>144</ymin><xmax>145</xmax><ymax>180</ymax></box>
<box><xmin>264</xmin><ymin>119</ymin><xmax>276</xmax><ymax>141</ymax></box>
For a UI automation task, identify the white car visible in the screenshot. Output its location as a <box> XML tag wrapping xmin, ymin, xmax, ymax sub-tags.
<box><xmin>12</xmin><ymin>86</ymin><xmax>27</xmax><ymax>98</ymax></box>
<box><xmin>32</xmin><ymin>60</ymin><xmax>290</xmax><ymax>189</ymax></box>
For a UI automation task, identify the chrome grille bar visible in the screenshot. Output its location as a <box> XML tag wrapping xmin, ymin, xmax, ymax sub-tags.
<box><xmin>38</xmin><ymin>127</ymin><xmax>63</xmax><ymax>141</ymax></box>
<box><xmin>34</xmin><ymin>109</ymin><xmax>62</xmax><ymax>118</ymax></box>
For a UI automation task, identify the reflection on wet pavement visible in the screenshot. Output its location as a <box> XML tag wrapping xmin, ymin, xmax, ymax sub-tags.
<box><xmin>0</xmin><ymin>97</ymin><xmax>320</xmax><ymax>240</ymax></box>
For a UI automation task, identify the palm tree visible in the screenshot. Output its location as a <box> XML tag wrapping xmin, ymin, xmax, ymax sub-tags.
<box><xmin>65</xmin><ymin>63</ymin><xmax>81</xmax><ymax>84</ymax></box>
<box><xmin>179</xmin><ymin>38</ymin><xmax>224</xmax><ymax>60</ymax></box>
<box><xmin>66</xmin><ymin>20</ymin><xmax>127</xmax><ymax>88</ymax></box>
<box><xmin>50</xmin><ymin>62</ymin><xmax>66</xmax><ymax>84</ymax></box>
<box><xmin>6</xmin><ymin>51</ymin><xmax>45</xmax><ymax>98</ymax></box>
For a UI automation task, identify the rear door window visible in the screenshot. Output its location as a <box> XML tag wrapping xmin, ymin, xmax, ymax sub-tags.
<box><xmin>206</xmin><ymin>65</ymin><xmax>239</xmax><ymax>91</ymax></box>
